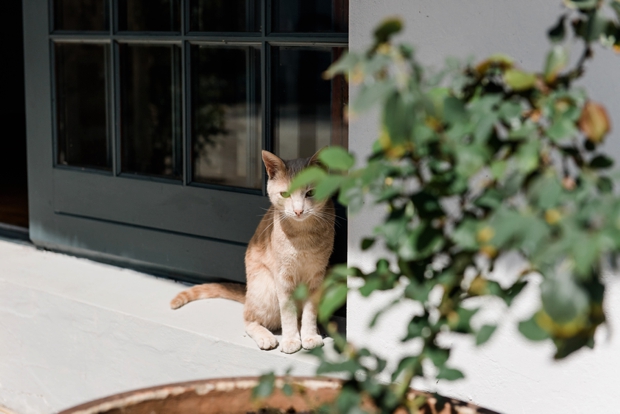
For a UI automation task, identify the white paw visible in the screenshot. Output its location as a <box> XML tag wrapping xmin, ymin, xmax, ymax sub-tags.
<box><xmin>255</xmin><ymin>334</ymin><xmax>278</xmax><ymax>350</ymax></box>
<box><xmin>280</xmin><ymin>337</ymin><xmax>302</xmax><ymax>354</ymax></box>
<box><xmin>302</xmin><ymin>334</ymin><xmax>324</xmax><ymax>350</ymax></box>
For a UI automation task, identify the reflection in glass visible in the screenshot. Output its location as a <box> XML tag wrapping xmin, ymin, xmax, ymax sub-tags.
<box><xmin>119</xmin><ymin>0</ymin><xmax>180</xmax><ymax>32</ymax></box>
<box><xmin>272</xmin><ymin>0</ymin><xmax>348</xmax><ymax>33</ymax></box>
<box><xmin>273</xmin><ymin>47</ymin><xmax>347</xmax><ymax>160</ymax></box>
<box><xmin>54</xmin><ymin>0</ymin><xmax>109</xmax><ymax>31</ymax></box>
<box><xmin>55</xmin><ymin>43</ymin><xmax>110</xmax><ymax>170</ymax></box>
<box><xmin>190</xmin><ymin>0</ymin><xmax>259</xmax><ymax>32</ymax></box>
<box><xmin>120</xmin><ymin>44</ymin><xmax>182</xmax><ymax>179</ymax></box>
<box><xmin>191</xmin><ymin>45</ymin><xmax>261</xmax><ymax>189</ymax></box>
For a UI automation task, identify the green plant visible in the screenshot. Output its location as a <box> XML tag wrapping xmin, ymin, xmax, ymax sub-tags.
<box><xmin>286</xmin><ymin>1</ymin><xmax>620</xmax><ymax>412</ymax></box>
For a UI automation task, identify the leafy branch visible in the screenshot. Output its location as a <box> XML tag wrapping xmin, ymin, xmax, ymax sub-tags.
<box><xmin>286</xmin><ymin>1</ymin><xmax>620</xmax><ymax>412</ymax></box>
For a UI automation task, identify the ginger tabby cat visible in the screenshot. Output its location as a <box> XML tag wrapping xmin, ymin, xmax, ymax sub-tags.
<box><xmin>170</xmin><ymin>150</ymin><xmax>335</xmax><ymax>354</ymax></box>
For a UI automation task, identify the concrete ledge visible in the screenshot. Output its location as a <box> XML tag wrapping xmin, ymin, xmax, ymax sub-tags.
<box><xmin>0</xmin><ymin>238</ymin><xmax>322</xmax><ymax>414</ymax></box>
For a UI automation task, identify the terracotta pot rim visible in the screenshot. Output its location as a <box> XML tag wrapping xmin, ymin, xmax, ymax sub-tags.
<box><xmin>58</xmin><ymin>376</ymin><xmax>341</xmax><ymax>414</ymax></box>
<box><xmin>58</xmin><ymin>375</ymin><xmax>501</xmax><ymax>414</ymax></box>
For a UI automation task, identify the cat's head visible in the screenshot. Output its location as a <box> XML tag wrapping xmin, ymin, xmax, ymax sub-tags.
<box><xmin>261</xmin><ymin>150</ymin><xmax>328</xmax><ymax>222</ymax></box>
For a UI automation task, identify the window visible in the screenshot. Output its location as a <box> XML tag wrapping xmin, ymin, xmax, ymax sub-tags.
<box><xmin>51</xmin><ymin>0</ymin><xmax>348</xmax><ymax>192</ymax></box>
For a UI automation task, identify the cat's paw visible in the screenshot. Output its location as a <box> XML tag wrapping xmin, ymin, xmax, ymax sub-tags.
<box><xmin>280</xmin><ymin>337</ymin><xmax>302</xmax><ymax>354</ymax></box>
<box><xmin>255</xmin><ymin>334</ymin><xmax>279</xmax><ymax>350</ymax></box>
<box><xmin>302</xmin><ymin>334</ymin><xmax>324</xmax><ymax>350</ymax></box>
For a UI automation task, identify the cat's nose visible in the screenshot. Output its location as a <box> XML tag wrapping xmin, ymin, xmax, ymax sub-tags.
<box><xmin>294</xmin><ymin>209</ymin><xmax>304</xmax><ymax>217</ymax></box>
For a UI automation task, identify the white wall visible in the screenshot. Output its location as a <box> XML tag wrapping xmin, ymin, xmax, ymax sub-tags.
<box><xmin>347</xmin><ymin>2</ymin><xmax>620</xmax><ymax>413</ymax></box>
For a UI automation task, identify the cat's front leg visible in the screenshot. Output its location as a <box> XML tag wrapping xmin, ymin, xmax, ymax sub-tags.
<box><xmin>300</xmin><ymin>290</ymin><xmax>324</xmax><ymax>350</ymax></box>
<box><xmin>276</xmin><ymin>282</ymin><xmax>302</xmax><ymax>354</ymax></box>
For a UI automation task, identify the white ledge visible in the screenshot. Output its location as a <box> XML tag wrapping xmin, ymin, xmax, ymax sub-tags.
<box><xmin>0</xmin><ymin>238</ymin><xmax>323</xmax><ymax>414</ymax></box>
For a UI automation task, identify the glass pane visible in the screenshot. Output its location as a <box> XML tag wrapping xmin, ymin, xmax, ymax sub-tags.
<box><xmin>191</xmin><ymin>45</ymin><xmax>261</xmax><ymax>189</ymax></box>
<box><xmin>273</xmin><ymin>47</ymin><xmax>347</xmax><ymax>160</ymax></box>
<box><xmin>55</xmin><ymin>43</ymin><xmax>110</xmax><ymax>170</ymax></box>
<box><xmin>119</xmin><ymin>0</ymin><xmax>180</xmax><ymax>32</ymax></box>
<box><xmin>120</xmin><ymin>44</ymin><xmax>182</xmax><ymax>179</ymax></box>
<box><xmin>272</xmin><ymin>0</ymin><xmax>348</xmax><ymax>33</ymax></box>
<box><xmin>54</xmin><ymin>0</ymin><xmax>109</xmax><ymax>31</ymax></box>
<box><xmin>190</xmin><ymin>0</ymin><xmax>260</xmax><ymax>32</ymax></box>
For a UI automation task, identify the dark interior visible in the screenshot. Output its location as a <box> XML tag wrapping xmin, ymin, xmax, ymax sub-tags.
<box><xmin>0</xmin><ymin>0</ymin><xmax>29</xmax><ymax>230</ymax></box>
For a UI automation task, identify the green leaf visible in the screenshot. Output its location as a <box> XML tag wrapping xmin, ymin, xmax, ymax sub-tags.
<box><xmin>436</xmin><ymin>366</ymin><xmax>464</xmax><ymax>381</ymax></box>
<box><xmin>313</xmin><ymin>175</ymin><xmax>345</xmax><ymax>200</ymax></box>
<box><xmin>518</xmin><ymin>315</ymin><xmax>550</xmax><ymax>341</ymax></box>
<box><xmin>398</xmin><ymin>223</ymin><xmax>444</xmax><ymax>261</ymax></box>
<box><xmin>361</xmin><ymin>238</ymin><xmax>376</xmax><ymax>250</ymax></box>
<box><xmin>475</xmin><ymin>324</ymin><xmax>497</xmax><ymax>346</ymax></box>
<box><xmin>319</xmin><ymin>283</ymin><xmax>348</xmax><ymax>323</ymax></box>
<box><xmin>383</xmin><ymin>92</ymin><xmax>416</xmax><ymax>145</ymax></box>
<box><xmin>528</xmin><ymin>174</ymin><xmax>563</xmax><ymax>210</ymax></box>
<box><xmin>425</xmin><ymin>347</ymin><xmax>450</xmax><ymax>368</ymax></box>
<box><xmin>452</xmin><ymin>219</ymin><xmax>480</xmax><ymax>251</ymax></box>
<box><xmin>548</xmin><ymin>15</ymin><xmax>567</xmax><ymax>43</ymax></box>
<box><xmin>544</xmin><ymin>45</ymin><xmax>569</xmax><ymax>83</ymax></box>
<box><xmin>490</xmin><ymin>160</ymin><xmax>508</xmax><ymax>180</ymax></box>
<box><xmin>410</xmin><ymin>191</ymin><xmax>444</xmax><ymax>219</ymax></box>
<box><xmin>318</xmin><ymin>146</ymin><xmax>355</xmax><ymax>171</ymax></box>
<box><xmin>324</xmin><ymin>51</ymin><xmax>360</xmax><ymax>79</ymax></box>
<box><xmin>373</xmin><ymin>17</ymin><xmax>403</xmax><ymax>44</ymax></box>
<box><xmin>282</xmin><ymin>383</ymin><xmax>293</xmax><ymax>397</ymax></box>
<box><xmin>516</xmin><ymin>140</ymin><xmax>541</xmax><ymax>174</ymax></box>
<box><xmin>573</xmin><ymin>235</ymin><xmax>601</xmax><ymax>277</ymax></box>
<box><xmin>352</xmin><ymin>80</ymin><xmax>396</xmax><ymax>114</ymax></box>
<box><xmin>499</xmin><ymin>100</ymin><xmax>523</xmax><ymax>122</ymax></box>
<box><xmin>597</xmin><ymin>176</ymin><xmax>613</xmax><ymax>193</ymax></box>
<box><xmin>504</xmin><ymin>69</ymin><xmax>537</xmax><ymax>91</ymax></box>
<box><xmin>391</xmin><ymin>356</ymin><xmax>421</xmax><ymax>381</ymax></box>
<box><xmin>293</xmin><ymin>283</ymin><xmax>309</xmax><ymax>301</ymax></box>
<box><xmin>317</xmin><ymin>359</ymin><xmax>362</xmax><ymax>375</ymax></box>
<box><xmin>475</xmin><ymin>188</ymin><xmax>503</xmax><ymax>210</ymax></box>
<box><xmin>443</xmin><ymin>96</ymin><xmax>468</xmax><ymax>125</ymax></box>
<box><xmin>288</xmin><ymin>166</ymin><xmax>327</xmax><ymax>192</ymax></box>
<box><xmin>547</xmin><ymin>118</ymin><xmax>577</xmax><ymax>142</ymax></box>
<box><xmin>456</xmin><ymin>144</ymin><xmax>489</xmax><ymax>177</ymax></box>
<box><xmin>252</xmin><ymin>372</ymin><xmax>275</xmax><ymax>399</ymax></box>
<box><xmin>589</xmin><ymin>155</ymin><xmax>614</xmax><ymax>169</ymax></box>
<box><xmin>541</xmin><ymin>269</ymin><xmax>589</xmax><ymax>324</ymax></box>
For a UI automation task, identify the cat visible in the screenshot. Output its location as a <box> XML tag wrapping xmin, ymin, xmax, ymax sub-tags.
<box><xmin>170</xmin><ymin>150</ymin><xmax>335</xmax><ymax>354</ymax></box>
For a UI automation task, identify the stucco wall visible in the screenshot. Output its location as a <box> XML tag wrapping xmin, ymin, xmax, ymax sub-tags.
<box><xmin>347</xmin><ymin>1</ymin><xmax>620</xmax><ymax>413</ymax></box>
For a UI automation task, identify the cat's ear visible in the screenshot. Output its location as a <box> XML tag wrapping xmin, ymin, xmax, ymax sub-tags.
<box><xmin>308</xmin><ymin>147</ymin><xmax>326</xmax><ymax>168</ymax></box>
<box><xmin>262</xmin><ymin>150</ymin><xmax>286</xmax><ymax>179</ymax></box>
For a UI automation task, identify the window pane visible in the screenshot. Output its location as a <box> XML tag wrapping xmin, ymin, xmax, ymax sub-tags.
<box><xmin>191</xmin><ymin>45</ymin><xmax>261</xmax><ymax>189</ymax></box>
<box><xmin>273</xmin><ymin>47</ymin><xmax>347</xmax><ymax>160</ymax></box>
<box><xmin>55</xmin><ymin>43</ymin><xmax>110</xmax><ymax>170</ymax></box>
<box><xmin>272</xmin><ymin>0</ymin><xmax>348</xmax><ymax>33</ymax></box>
<box><xmin>120</xmin><ymin>44</ymin><xmax>182</xmax><ymax>179</ymax></box>
<box><xmin>54</xmin><ymin>0</ymin><xmax>109</xmax><ymax>31</ymax></box>
<box><xmin>119</xmin><ymin>0</ymin><xmax>180</xmax><ymax>32</ymax></box>
<box><xmin>189</xmin><ymin>0</ymin><xmax>259</xmax><ymax>32</ymax></box>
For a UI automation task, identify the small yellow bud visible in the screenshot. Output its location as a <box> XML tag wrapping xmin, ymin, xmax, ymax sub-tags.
<box><xmin>480</xmin><ymin>245</ymin><xmax>498</xmax><ymax>258</ymax></box>
<box><xmin>477</xmin><ymin>226</ymin><xmax>495</xmax><ymax>243</ymax></box>
<box><xmin>545</xmin><ymin>209</ymin><xmax>562</xmax><ymax>225</ymax></box>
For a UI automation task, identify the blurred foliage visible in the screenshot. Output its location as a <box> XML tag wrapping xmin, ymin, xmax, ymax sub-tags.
<box><xmin>287</xmin><ymin>1</ymin><xmax>620</xmax><ymax>412</ymax></box>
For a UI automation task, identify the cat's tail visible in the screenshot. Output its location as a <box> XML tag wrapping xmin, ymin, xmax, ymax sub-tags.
<box><xmin>170</xmin><ymin>283</ymin><xmax>246</xmax><ymax>309</ymax></box>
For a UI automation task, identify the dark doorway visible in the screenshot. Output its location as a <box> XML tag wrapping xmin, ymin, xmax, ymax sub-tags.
<box><xmin>0</xmin><ymin>0</ymin><xmax>29</xmax><ymax>235</ymax></box>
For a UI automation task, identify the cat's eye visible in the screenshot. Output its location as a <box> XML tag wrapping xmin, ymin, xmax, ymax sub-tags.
<box><xmin>280</xmin><ymin>191</ymin><xmax>291</xmax><ymax>198</ymax></box>
<box><xmin>306</xmin><ymin>189</ymin><xmax>315</xmax><ymax>198</ymax></box>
